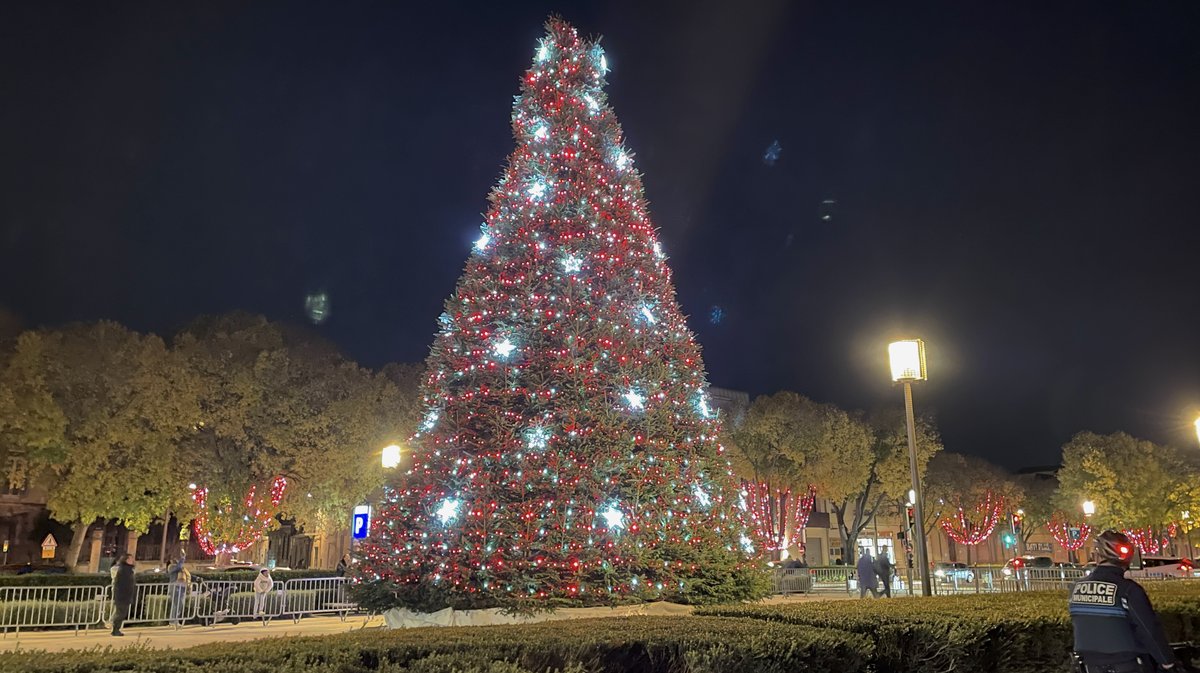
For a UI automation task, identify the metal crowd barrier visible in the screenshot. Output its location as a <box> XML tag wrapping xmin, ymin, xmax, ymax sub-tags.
<box><xmin>772</xmin><ymin>568</ymin><xmax>815</xmax><ymax>595</ymax></box>
<box><xmin>0</xmin><ymin>584</ymin><xmax>108</xmax><ymax>636</ymax></box>
<box><xmin>0</xmin><ymin>576</ymin><xmax>357</xmax><ymax>634</ymax></box>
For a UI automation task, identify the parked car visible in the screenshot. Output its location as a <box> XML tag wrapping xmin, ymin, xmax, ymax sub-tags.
<box><xmin>1001</xmin><ymin>555</ymin><xmax>1054</xmax><ymax>577</ymax></box>
<box><xmin>933</xmin><ymin>562</ymin><xmax>974</xmax><ymax>583</ymax></box>
<box><xmin>1125</xmin><ymin>557</ymin><xmax>1194</xmax><ymax>579</ymax></box>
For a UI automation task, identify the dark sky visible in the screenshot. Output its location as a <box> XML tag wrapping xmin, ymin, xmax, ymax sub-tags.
<box><xmin>3</xmin><ymin>2</ymin><xmax>1199</xmax><ymax>469</ymax></box>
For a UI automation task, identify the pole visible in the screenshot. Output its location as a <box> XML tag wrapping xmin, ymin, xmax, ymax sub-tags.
<box><xmin>159</xmin><ymin>511</ymin><xmax>170</xmax><ymax>568</ymax></box>
<box><xmin>904</xmin><ymin>381</ymin><xmax>933</xmax><ymax>596</ymax></box>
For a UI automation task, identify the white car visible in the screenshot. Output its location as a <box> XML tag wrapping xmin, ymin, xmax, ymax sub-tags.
<box><xmin>1125</xmin><ymin>557</ymin><xmax>1194</xmax><ymax>579</ymax></box>
<box><xmin>933</xmin><ymin>562</ymin><xmax>975</xmax><ymax>583</ymax></box>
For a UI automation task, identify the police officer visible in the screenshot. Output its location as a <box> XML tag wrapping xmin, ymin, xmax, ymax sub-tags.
<box><xmin>1070</xmin><ymin>529</ymin><xmax>1178</xmax><ymax>672</ymax></box>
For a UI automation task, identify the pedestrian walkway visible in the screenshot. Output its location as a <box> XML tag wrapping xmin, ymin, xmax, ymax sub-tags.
<box><xmin>0</xmin><ymin>593</ymin><xmax>852</xmax><ymax>654</ymax></box>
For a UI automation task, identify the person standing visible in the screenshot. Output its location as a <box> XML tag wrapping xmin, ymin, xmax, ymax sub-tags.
<box><xmin>166</xmin><ymin>549</ymin><xmax>190</xmax><ymax>626</ymax></box>
<box><xmin>253</xmin><ymin>567</ymin><xmax>274</xmax><ymax>615</ymax></box>
<box><xmin>335</xmin><ymin>553</ymin><xmax>351</xmax><ymax>577</ymax></box>
<box><xmin>874</xmin><ymin>552</ymin><xmax>894</xmax><ymax>598</ymax></box>
<box><xmin>110</xmin><ymin>554</ymin><xmax>135</xmax><ymax>636</ymax></box>
<box><xmin>856</xmin><ymin>548</ymin><xmax>879</xmax><ymax>598</ymax></box>
<box><xmin>1070</xmin><ymin>530</ymin><xmax>1177</xmax><ymax>672</ymax></box>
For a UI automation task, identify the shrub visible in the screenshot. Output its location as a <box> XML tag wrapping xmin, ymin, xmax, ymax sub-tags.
<box><xmin>0</xmin><ymin>616</ymin><xmax>872</xmax><ymax>673</ymax></box>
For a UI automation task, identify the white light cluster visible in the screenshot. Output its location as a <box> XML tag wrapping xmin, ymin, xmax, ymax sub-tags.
<box><xmin>493</xmin><ymin>337</ymin><xmax>517</xmax><ymax>358</ymax></box>
<box><xmin>601</xmin><ymin>505</ymin><xmax>624</xmax><ymax>530</ymax></box>
<box><xmin>524</xmin><ymin>425</ymin><xmax>551</xmax><ymax>450</ymax></box>
<box><xmin>436</xmin><ymin>497</ymin><xmax>461</xmax><ymax>524</ymax></box>
<box><xmin>421</xmin><ymin>409</ymin><xmax>440</xmax><ymax>432</ymax></box>
<box><xmin>561</xmin><ymin>255</ymin><xmax>583</xmax><ymax>273</ymax></box>
<box><xmin>623</xmin><ymin>389</ymin><xmax>645</xmax><ymax>411</ymax></box>
<box><xmin>692</xmin><ymin>484</ymin><xmax>712</xmax><ymax>508</ymax></box>
<box><xmin>639</xmin><ymin>305</ymin><xmax>656</xmax><ymax>324</ymax></box>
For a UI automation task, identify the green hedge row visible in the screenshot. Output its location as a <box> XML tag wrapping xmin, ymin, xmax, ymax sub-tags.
<box><xmin>0</xmin><ymin>568</ymin><xmax>337</xmax><ymax>587</ymax></box>
<box><xmin>0</xmin><ymin>616</ymin><xmax>873</xmax><ymax>673</ymax></box>
<box><xmin>697</xmin><ymin>582</ymin><xmax>1200</xmax><ymax>673</ymax></box>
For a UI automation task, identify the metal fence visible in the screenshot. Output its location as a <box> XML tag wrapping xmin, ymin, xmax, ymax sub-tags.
<box><xmin>0</xmin><ymin>584</ymin><xmax>109</xmax><ymax>635</ymax></box>
<box><xmin>0</xmin><ymin>577</ymin><xmax>357</xmax><ymax>635</ymax></box>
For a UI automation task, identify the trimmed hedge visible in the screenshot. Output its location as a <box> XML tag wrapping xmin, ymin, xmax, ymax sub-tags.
<box><xmin>0</xmin><ymin>616</ymin><xmax>874</xmax><ymax>673</ymax></box>
<box><xmin>698</xmin><ymin>582</ymin><xmax>1200</xmax><ymax>673</ymax></box>
<box><xmin>0</xmin><ymin>568</ymin><xmax>337</xmax><ymax>587</ymax></box>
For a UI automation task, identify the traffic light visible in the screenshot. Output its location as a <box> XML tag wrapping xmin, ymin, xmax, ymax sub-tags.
<box><xmin>906</xmin><ymin>505</ymin><xmax>916</xmax><ymax>530</ymax></box>
<box><xmin>1002</xmin><ymin>533</ymin><xmax>1016</xmax><ymax>548</ymax></box>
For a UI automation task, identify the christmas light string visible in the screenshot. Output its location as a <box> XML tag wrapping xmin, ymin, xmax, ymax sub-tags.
<box><xmin>1047</xmin><ymin>515</ymin><xmax>1091</xmax><ymax>552</ymax></box>
<box><xmin>742</xmin><ymin>481</ymin><xmax>816</xmax><ymax>553</ymax></box>
<box><xmin>192</xmin><ymin>476</ymin><xmax>287</xmax><ymax>555</ymax></box>
<box><xmin>940</xmin><ymin>491</ymin><xmax>1003</xmax><ymax>546</ymax></box>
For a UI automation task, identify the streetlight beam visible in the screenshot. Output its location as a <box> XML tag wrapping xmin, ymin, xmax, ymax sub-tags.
<box><xmin>889</xmin><ymin>339</ymin><xmax>932</xmax><ymax>597</ymax></box>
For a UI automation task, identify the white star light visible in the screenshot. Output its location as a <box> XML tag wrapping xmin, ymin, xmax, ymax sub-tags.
<box><xmin>693</xmin><ymin>484</ymin><xmax>712</xmax><ymax>508</ymax></box>
<box><xmin>740</xmin><ymin>534</ymin><xmax>755</xmax><ymax>553</ymax></box>
<box><xmin>524</xmin><ymin>425</ymin><xmax>551</xmax><ymax>450</ymax></box>
<box><xmin>561</xmin><ymin>255</ymin><xmax>583</xmax><ymax>273</ymax></box>
<box><xmin>639</xmin><ymin>305</ymin><xmax>656</xmax><ymax>324</ymax></box>
<box><xmin>601</xmin><ymin>505</ymin><xmax>624</xmax><ymax>530</ymax></box>
<box><xmin>623</xmin><ymin>390</ymin><xmax>645</xmax><ymax>411</ymax></box>
<box><xmin>537</xmin><ymin>42</ymin><xmax>550</xmax><ymax>62</ymax></box>
<box><xmin>436</xmin><ymin>498</ymin><xmax>461</xmax><ymax>524</ymax></box>
<box><xmin>421</xmin><ymin>409</ymin><xmax>440</xmax><ymax>432</ymax></box>
<box><xmin>493</xmin><ymin>338</ymin><xmax>517</xmax><ymax>358</ymax></box>
<box><xmin>534</xmin><ymin>125</ymin><xmax>549</xmax><ymax>140</ymax></box>
<box><xmin>474</xmin><ymin>232</ymin><xmax>490</xmax><ymax>252</ymax></box>
<box><xmin>652</xmin><ymin>241</ymin><xmax>664</xmax><ymax>259</ymax></box>
<box><xmin>583</xmin><ymin>94</ymin><xmax>599</xmax><ymax>112</ymax></box>
<box><xmin>738</xmin><ymin>491</ymin><xmax>748</xmax><ymax>512</ymax></box>
<box><xmin>528</xmin><ymin>182</ymin><xmax>547</xmax><ymax>198</ymax></box>
<box><xmin>697</xmin><ymin>394</ymin><xmax>713</xmax><ymax>419</ymax></box>
<box><xmin>600</xmin><ymin>54</ymin><xmax>608</xmax><ymax>73</ymax></box>
<box><xmin>614</xmin><ymin>149</ymin><xmax>629</xmax><ymax>169</ymax></box>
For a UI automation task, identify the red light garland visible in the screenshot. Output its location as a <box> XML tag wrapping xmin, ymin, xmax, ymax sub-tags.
<box><xmin>1047</xmin><ymin>515</ymin><xmax>1091</xmax><ymax>552</ymax></box>
<box><xmin>1123</xmin><ymin>526</ymin><xmax>1169</xmax><ymax>555</ymax></box>
<box><xmin>191</xmin><ymin>476</ymin><xmax>287</xmax><ymax>555</ymax></box>
<box><xmin>940</xmin><ymin>491</ymin><xmax>1003</xmax><ymax>546</ymax></box>
<box><xmin>742</xmin><ymin>481</ymin><xmax>816</xmax><ymax>555</ymax></box>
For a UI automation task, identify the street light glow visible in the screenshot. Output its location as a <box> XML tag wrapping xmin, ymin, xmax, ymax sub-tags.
<box><xmin>1082</xmin><ymin>500</ymin><xmax>1096</xmax><ymax>517</ymax></box>
<box><xmin>1194</xmin><ymin>417</ymin><xmax>1200</xmax><ymax>446</ymax></box>
<box><xmin>382</xmin><ymin>444</ymin><xmax>402</xmax><ymax>469</ymax></box>
<box><xmin>888</xmin><ymin>339</ymin><xmax>927</xmax><ymax>382</ymax></box>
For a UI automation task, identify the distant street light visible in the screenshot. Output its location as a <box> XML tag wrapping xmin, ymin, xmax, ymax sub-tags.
<box><xmin>1194</xmin><ymin>417</ymin><xmax>1200</xmax><ymax>446</ymax></box>
<box><xmin>889</xmin><ymin>339</ymin><xmax>931</xmax><ymax>597</ymax></box>
<box><xmin>1082</xmin><ymin>500</ymin><xmax>1096</xmax><ymax>518</ymax></box>
<box><xmin>381</xmin><ymin>444</ymin><xmax>403</xmax><ymax>470</ymax></box>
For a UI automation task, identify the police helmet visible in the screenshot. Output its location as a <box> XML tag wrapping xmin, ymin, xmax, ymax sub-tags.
<box><xmin>1095</xmin><ymin>529</ymin><xmax>1134</xmax><ymax>567</ymax></box>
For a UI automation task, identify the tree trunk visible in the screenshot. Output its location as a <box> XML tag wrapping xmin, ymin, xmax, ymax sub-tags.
<box><xmin>65</xmin><ymin>520</ymin><xmax>91</xmax><ymax>572</ymax></box>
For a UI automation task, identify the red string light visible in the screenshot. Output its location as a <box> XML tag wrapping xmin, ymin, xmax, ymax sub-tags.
<box><xmin>1047</xmin><ymin>515</ymin><xmax>1091</xmax><ymax>552</ymax></box>
<box><xmin>1123</xmin><ymin>526</ymin><xmax>1169</xmax><ymax>555</ymax></box>
<box><xmin>192</xmin><ymin>476</ymin><xmax>287</xmax><ymax>555</ymax></box>
<box><xmin>940</xmin><ymin>491</ymin><xmax>1003</xmax><ymax>546</ymax></box>
<box><xmin>742</xmin><ymin>481</ymin><xmax>815</xmax><ymax>553</ymax></box>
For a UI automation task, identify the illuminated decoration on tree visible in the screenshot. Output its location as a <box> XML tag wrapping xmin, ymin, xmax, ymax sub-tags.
<box><xmin>474</xmin><ymin>228</ymin><xmax>491</xmax><ymax>253</ymax></box>
<box><xmin>436</xmin><ymin>498</ymin><xmax>462</xmax><ymax>525</ymax></box>
<box><xmin>742</xmin><ymin>481</ymin><xmax>816</xmax><ymax>555</ymax></box>
<box><xmin>1048</xmin><ymin>514</ymin><xmax>1092</xmax><ymax>552</ymax></box>
<box><xmin>940</xmin><ymin>491</ymin><xmax>1003</xmax><ymax>546</ymax></box>
<box><xmin>601</xmin><ymin>505</ymin><xmax>625</xmax><ymax>530</ymax></box>
<box><xmin>492</xmin><ymin>337</ymin><xmax>518</xmax><ymax>359</ymax></box>
<box><xmin>191</xmin><ymin>477</ymin><xmax>287</xmax><ymax>555</ymax></box>
<box><xmin>1124</xmin><ymin>526</ymin><xmax>1169</xmax><ymax>555</ymax></box>
<box><xmin>352</xmin><ymin>18</ymin><xmax>763</xmax><ymax>611</ymax></box>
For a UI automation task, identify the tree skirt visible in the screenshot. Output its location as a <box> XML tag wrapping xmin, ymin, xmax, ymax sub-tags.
<box><xmin>383</xmin><ymin>601</ymin><xmax>693</xmax><ymax>629</ymax></box>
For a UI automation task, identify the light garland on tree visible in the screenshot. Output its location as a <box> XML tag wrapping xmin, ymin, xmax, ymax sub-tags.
<box><xmin>1047</xmin><ymin>514</ymin><xmax>1091</xmax><ymax>552</ymax></box>
<box><xmin>741</xmin><ymin>481</ymin><xmax>816</xmax><ymax>554</ymax></box>
<box><xmin>940</xmin><ymin>491</ymin><xmax>1003</xmax><ymax>546</ymax></box>
<box><xmin>191</xmin><ymin>476</ymin><xmax>287</xmax><ymax>555</ymax></box>
<box><xmin>1124</xmin><ymin>526</ymin><xmax>1169</xmax><ymax>555</ymax></box>
<box><xmin>351</xmin><ymin>18</ymin><xmax>764</xmax><ymax>610</ymax></box>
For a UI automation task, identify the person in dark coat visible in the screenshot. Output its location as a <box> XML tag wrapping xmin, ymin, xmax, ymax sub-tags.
<box><xmin>874</xmin><ymin>553</ymin><xmax>894</xmax><ymax>598</ymax></box>
<box><xmin>856</xmin><ymin>548</ymin><xmax>879</xmax><ymax>598</ymax></box>
<box><xmin>335</xmin><ymin>553</ymin><xmax>351</xmax><ymax>577</ymax></box>
<box><xmin>111</xmin><ymin>553</ymin><xmax>136</xmax><ymax>636</ymax></box>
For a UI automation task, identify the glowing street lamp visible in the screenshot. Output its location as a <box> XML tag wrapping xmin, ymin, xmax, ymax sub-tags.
<box><xmin>1194</xmin><ymin>417</ymin><xmax>1200</xmax><ymax>446</ymax></box>
<box><xmin>381</xmin><ymin>444</ymin><xmax>403</xmax><ymax>470</ymax></box>
<box><xmin>1082</xmin><ymin>500</ymin><xmax>1096</xmax><ymax>518</ymax></box>
<box><xmin>889</xmin><ymin>339</ymin><xmax>931</xmax><ymax>596</ymax></box>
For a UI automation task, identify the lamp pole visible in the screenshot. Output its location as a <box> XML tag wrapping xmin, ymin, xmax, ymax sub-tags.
<box><xmin>890</xmin><ymin>339</ymin><xmax>932</xmax><ymax>597</ymax></box>
<box><xmin>902</xmin><ymin>380</ymin><xmax>932</xmax><ymax>595</ymax></box>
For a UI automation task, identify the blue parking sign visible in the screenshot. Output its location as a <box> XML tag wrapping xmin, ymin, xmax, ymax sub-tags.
<box><xmin>352</xmin><ymin>504</ymin><xmax>371</xmax><ymax>540</ymax></box>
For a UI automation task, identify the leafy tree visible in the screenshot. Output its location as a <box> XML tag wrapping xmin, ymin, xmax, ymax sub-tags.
<box><xmin>1056</xmin><ymin>431</ymin><xmax>1194</xmax><ymax>545</ymax></box>
<box><xmin>812</xmin><ymin>409</ymin><xmax>941</xmax><ymax>559</ymax></box>
<box><xmin>0</xmin><ymin>323</ymin><xmax>194</xmax><ymax>568</ymax></box>
<box><xmin>1012</xmin><ymin>473</ymin><xmax>1058</xmax><ymax>546</ymax></box>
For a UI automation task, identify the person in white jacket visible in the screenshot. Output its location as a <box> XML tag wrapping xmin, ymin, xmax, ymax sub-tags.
<box><xmin>253</xmin><ymin>568</ymin><xmax>273</xmax><ymax>615</ymax></box>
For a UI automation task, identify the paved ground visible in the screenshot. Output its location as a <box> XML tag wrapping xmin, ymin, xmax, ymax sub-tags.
<box><xmin>0</xmin><ymin>592</ymin><xmax>857</xmax><ymax>654</ymax></box>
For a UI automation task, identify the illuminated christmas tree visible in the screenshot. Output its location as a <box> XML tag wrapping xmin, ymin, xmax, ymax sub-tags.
<box><xmin>353</xmin><ymin>18</ymin><xmax>765</xmax><ymax>611</ymax></box>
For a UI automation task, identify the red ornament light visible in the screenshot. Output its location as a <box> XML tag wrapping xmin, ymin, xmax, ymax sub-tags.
<box><xmin>1047</xmin><ymin>515</ymin><xmax>1092</xmax><ymax>552</ymax></box>
<box><xmin>191</xmin><ymin>476</ymin><xmax>287</xmax><ymax>556</ymax></box>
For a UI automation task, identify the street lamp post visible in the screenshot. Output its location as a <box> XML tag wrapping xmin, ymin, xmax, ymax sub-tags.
<box><xmin>1082</xmin><ymin>500</ymin><xmax>1095</xmax><ymax>519</ymax></box>
<box><xmin>889</xmin><ymin>339</ymin><xmax>932</xmax><ymax>596</ymax></box>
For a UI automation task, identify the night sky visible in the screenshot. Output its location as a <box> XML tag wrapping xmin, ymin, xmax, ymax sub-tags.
<box><xmin>3</xmin><ymin>2</ymin><xmax>1199</xmax><ymax>469</ymax></box>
